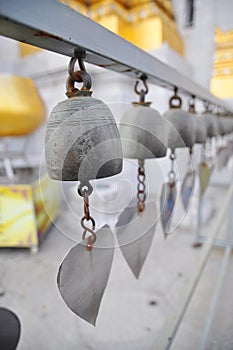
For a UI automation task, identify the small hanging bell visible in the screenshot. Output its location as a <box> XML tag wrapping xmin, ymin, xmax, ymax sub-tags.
<box><xmin>45</xmin><ymin>57</ymin><xmax>122</xmax><ymax>182</ymax></box>
<box><xmin>197</xmin><ymin>104</ymin><xmax>218</xmax><ymax>197</ymax></box>
<box><xmin>119</xmin><ymin>77</ymin><xmax>167</xmax><ymax>160</ymax></box>
<box><xmin>160</xmin><ymin>89</ymin><xmax>195</xmax><ymax>237</ymax></box>
<box><xmin>180</xmin><ymin>97</ymin><xmax>197</xmax><ymax>211</ymax></box>
<box><xmin>117</xmin><ymin>76</ymin><xmax>167</xmax><ymax>278</ymax></box>
<box><xmin>119</xmin><ymin>75</ymin><xmax>167</xmax><ymax>215</ymax></box>
<box><xmin>163</xmin><ymin>88</ymin><xmax>195</xmax><ymax>150</ymax></box>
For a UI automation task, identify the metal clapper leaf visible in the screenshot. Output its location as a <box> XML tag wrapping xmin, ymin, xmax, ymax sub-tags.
<box><xmin>181</xmin><ymin>170</ymin><xmax>195</xmax><ymax>210</ymax></box>
<box><xmin>116</xmin><ymin>201</ymin><xmax>157</xmax><ymax>279</ymax></box>
<box><xmin>160</xmin><ymin>151</ymin><xmax>177</xmax><ymax>238</ymax></box>
<box><xmin>57</xmin><ymin>225</ymin><xmax>114</xmax><ymax>326</ymax></box>
<box><xmin>57</xmin><ymin>183</ymin><xmax>114</xmax><ymax>326</ymax></box>
<box><xmin>181</xmin><ymin>149</ymin><xmax>195</xmax><ymax>210</ymax></box>
<box><xmin>160</xmin><ymin>181</ymin><xmax>177</xmax><ymax>238</ymax></box>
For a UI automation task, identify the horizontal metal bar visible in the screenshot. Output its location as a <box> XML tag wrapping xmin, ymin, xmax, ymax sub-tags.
<box><xmin>0</xmin><ymin>0</ymin><xmax>230</xmax><ymax>110</ymax></box>
<box><xmin>152</xmin><ymin>183</ymin><xmax>233</xmax><ymax>350</ymax></box>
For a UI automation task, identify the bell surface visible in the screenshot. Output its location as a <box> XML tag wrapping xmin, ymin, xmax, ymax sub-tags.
<box><xmin>204</xmin><ymin>113</ymin><xmax>219</xmax><ymax>138</ymax></box>
<box><xmin>163</xmin><ymin>108</ymin><xmax>195</xmax><ymax>149</ymax></box>
<box><xmin>45</xmin><ymin>95</ymin><xmax>123</xmax><ymax>181</ymax></box>
<box><xmin>220</xmin><ymin>117</ymin><xmax>233</xmax><ymax>135</ymax></box>
<box><xmin>218</xmin><ymin>117</ymin><xmax>226</xmax><ymax>136</ymax></box>
<box><xmin>194</xmin><ymin>115</ymin><xmax>207</xmax><ymax>144</ymax></box>
<box><xmin>119</xmin><ymin>105</ymin><xmax>167</xmax><ymax>159</ymax></box>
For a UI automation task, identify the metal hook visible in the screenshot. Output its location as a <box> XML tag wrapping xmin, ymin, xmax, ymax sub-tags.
<box><xmin>134</xmin><ymin>74</ymin><xmax>149</xmax><ymax>103</ymax></box>
<box><xmin>189</xmin><ymin>95</ymin><xmax>196</xmax><ymax>113</ymax></box>
<box><xmin>169</xmin><ymin>87</ymin><xmax>182</xmax><ymax>109</ymax></box>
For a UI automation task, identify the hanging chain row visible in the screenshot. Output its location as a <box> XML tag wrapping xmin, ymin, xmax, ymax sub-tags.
<box><xmin>137</xmin><ymin>159</ymin><xmax>146</xmax><ymax>215</ymax></box>
<box><xmin>78</xmin><ymin>182</ymin><xmax>96</xmax><ymax>251</ymax></box>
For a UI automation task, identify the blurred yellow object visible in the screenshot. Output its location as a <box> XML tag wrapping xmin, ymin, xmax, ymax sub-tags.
<box><xmin>0</xmin><ymin>173</ymin><xmax>60</xmax><ymax>249</ymax></box>
<box><xmin>211</xmin><ymin>28</ymin><xmax>233</xmax><ymax>98</ymax></box>
<box><xmin>0</xmin><ymin>75</ymin><xmax>46</xmax><ymax>136</ymax></box>
<box><xmin>20</xmin><ymin>43</ymin><xmax>42</xmax><ymax>57</ymax></box>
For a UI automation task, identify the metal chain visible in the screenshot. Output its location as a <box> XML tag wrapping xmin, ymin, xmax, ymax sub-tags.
<box><xmin>66</xmin><ymin>54</ymin><xmax>92</xmax><ymax>98</ymax></box>
<box><xmin>169</xmin><ymin>151</ymin><xmax>176</xmax><ymax>187</ymax></box>
<box><xmin>77</xmin><ymin>182</ymin><xmax>96</xmax><ymax>251</ymax></box>
<box><xmin>137</xmin><ymin>159</ymin><xmax>146</xmax><ymax>215</ymax></box>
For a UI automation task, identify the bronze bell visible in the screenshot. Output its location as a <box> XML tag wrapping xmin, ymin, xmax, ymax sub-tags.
<box><xmin>163</xmin><ymin>88</ymin><xmax>195</xmax><ymax>150</ymax></box>
<box><xmin>45</xmin><ymin>57</ymin><xmax>122</xmax><ymax>183</ymax></box>
<box><xmin>119</xmin><ymin>78</ymin><xmax>167</xmax><ymax>159</ymax></box>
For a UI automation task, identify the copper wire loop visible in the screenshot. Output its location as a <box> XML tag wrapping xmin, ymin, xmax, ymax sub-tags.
<box><xmin>81</xmin><ymin>217</ymin><xmax>96</xmax><ymax>246</ymax></box>
<box><xmin>78</xmin><ymin>182</ymin><xmax>96</xmax><ymax>248</ymax></box>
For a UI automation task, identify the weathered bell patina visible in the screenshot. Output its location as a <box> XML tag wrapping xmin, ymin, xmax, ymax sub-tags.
<box><xmin>45</xmin><ymin>93</ymin><xmax>123</xmax><ymax>182</ymax></box>
<box><xmin>119</xmin><ymin>104</ymin><xmax>167</xmax><ymax>159</ymax></box>
<box><xmin>163</xmin><ymin>108</ymin><xmax>195</xmax><ymax>149</ymax></box>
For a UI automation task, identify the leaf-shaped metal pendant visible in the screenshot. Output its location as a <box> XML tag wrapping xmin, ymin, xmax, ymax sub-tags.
<box><xmin>180</xmin><ymin>170</ymin><xmax>195</xmax><ymax>210</ymax></box>
<box><xmin>116</xmin><ymin>201</ymin><xmax>157</xmax><ymax>279</ymax></box>
<box><xmin>57</xmin><ymin>225</ymin><xmax>114</xmax><ymax>326</ymax></box>
<box><xmin>160</xmin><ymin>182</ymin><xmax>177</xmax><ymax>238</ymax></box>
<box><xmin>199</xmin><ymin>162</ymin><xmax>211</xmax><ymax>196</ymax></box>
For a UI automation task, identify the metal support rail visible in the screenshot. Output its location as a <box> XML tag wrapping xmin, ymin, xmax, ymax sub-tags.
<box><xmin>198</xmin><ymin>196</ymin><xmax>233</xmax><ymax>350</ymax></box>
<box><xmin>0</xmin><ymin>0</ymin><xmax>231</xmax><ymax>111</ymax></box>
<box><xmin>152</xmin><ymin>183</ymin><xmax>233</xmax><ymax>350</ymax></box>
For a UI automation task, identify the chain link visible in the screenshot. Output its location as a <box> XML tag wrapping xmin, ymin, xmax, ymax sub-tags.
<box><xmin>169</xmin><ymin>151</ymin><xmax>176</xmax><ymax>186</ymax></box>
<box><xmin>137</xmin><ymin>159</ymin><xmax>146</xmax><ymax>215</ymax></box>
<box><xmin>77</xmin><ymin>182</ymin><xmax>96</xmax><ymax>250</ymax></box>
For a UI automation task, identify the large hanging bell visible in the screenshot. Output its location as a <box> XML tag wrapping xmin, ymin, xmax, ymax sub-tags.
<box><xmin>119</xmin><ymin>103</ymin><xmax>167</xmax><ymax>159</ymax></box>
<box><xmin>163</xmin><ymin>90</ymin><xmax>195</xmax><ymax>150</ymax></box>
<box><xmin>45</xmin><ymin>61</ymin><xmax>122</xmax><ymax>182</ymax></box>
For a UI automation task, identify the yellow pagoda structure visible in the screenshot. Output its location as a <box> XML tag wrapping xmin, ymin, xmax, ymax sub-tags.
<box><xmin>211</xmin><ymin>28</ymin><xmax>233</xmax><ymax>99</ymax></box>
<box><xmin>21</xmin><ymin>0</ymin><xmax>183</xmax><ymax>56</ymax></box>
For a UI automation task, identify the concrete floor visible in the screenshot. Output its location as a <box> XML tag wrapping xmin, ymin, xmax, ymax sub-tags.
<box><xmin>0</xmin><ymin>181</ymin><xmax>232</xmax><ymax>350</ymax></box>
